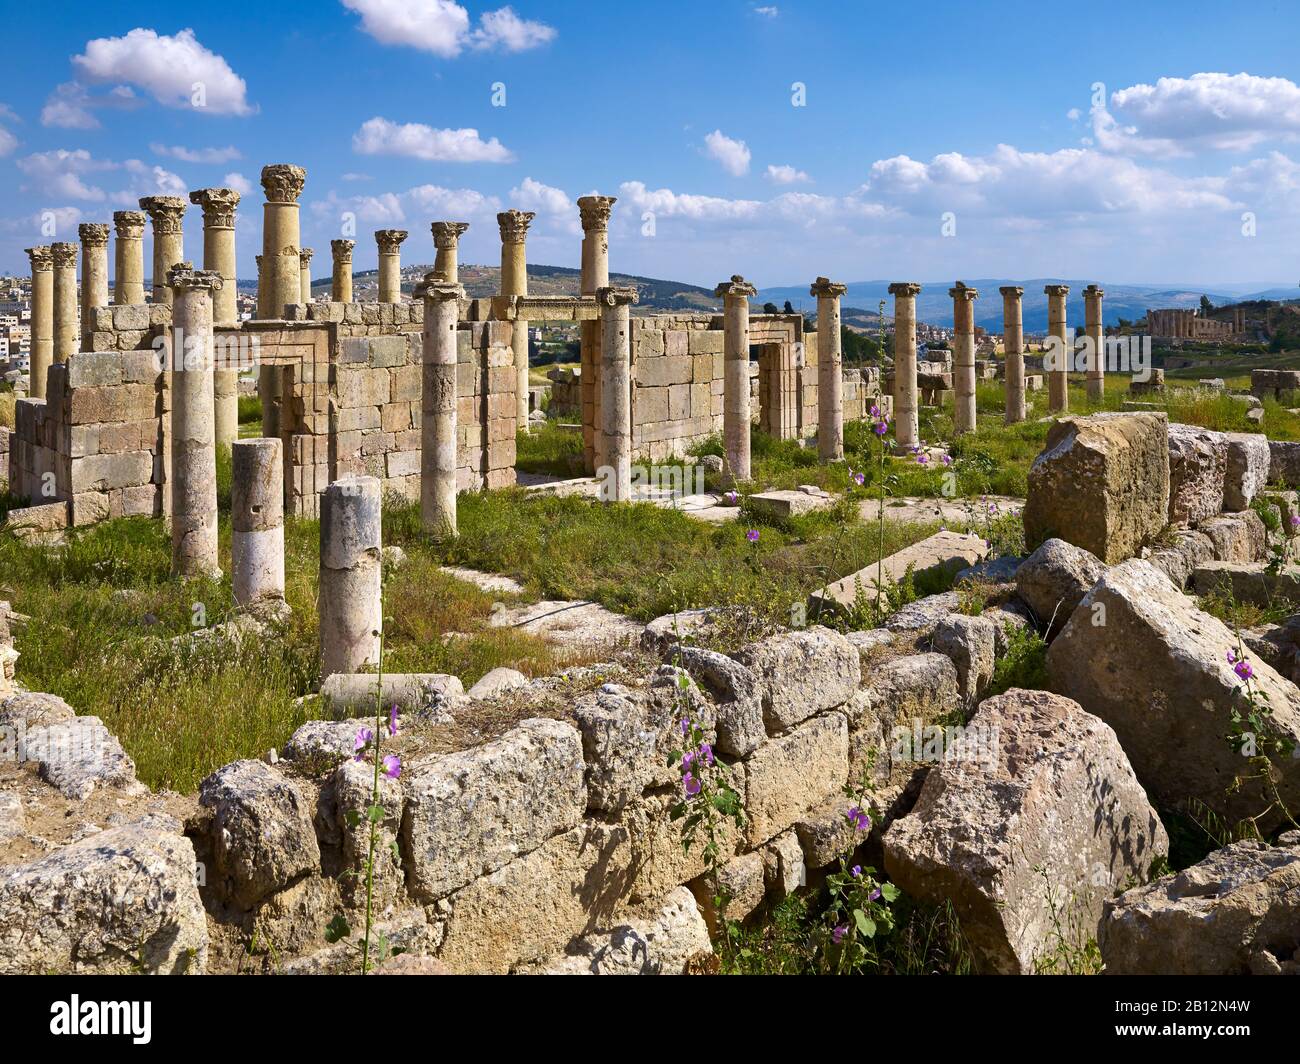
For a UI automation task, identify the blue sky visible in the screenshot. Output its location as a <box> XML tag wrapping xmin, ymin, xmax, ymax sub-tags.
<box><xmin>2</xmin><ymin>0</ymin><xmax>1300</xmax><ymax>288</ymax></box>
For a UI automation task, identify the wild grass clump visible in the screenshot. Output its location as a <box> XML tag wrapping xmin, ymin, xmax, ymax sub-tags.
<box><xmin>0</xmin><ymin>389</ymin><xmax>15</xmax><ymax>430</ymax></box>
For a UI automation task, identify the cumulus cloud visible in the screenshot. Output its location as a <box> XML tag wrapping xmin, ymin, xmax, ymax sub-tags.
<box><xmin>110</xmin><ymin>160</ymin><xmax>188</xmax><ymax>206</ymax></box>
<box><xmin>703</xmin><ymin>130</ymin><xmax>751</xmax><ymax>176</ymax></box>
<box><xmin>310</xmin><ymin>183</ymin><xmax>503</xmax><ymax>227</ymax></box>
<box><xmin>40</xmin><ymin>82</ymin><xmax>141</xmax><ymax>130</ymax></box>
<box><xmin>352</xmin><ymin>116</ymin><xmax>514</xmax><ymax>163</ymax></box>
<box><xmin>16</xmin><ymin>149</ymin><xmax>113</xmax><ymax>201</ymax></box>
<box><xmin>343</xmin><ymin>0</ymin><xmax>555</xmax><ymax>57</ymax></box>
<box><xmin>223</xmin><ymin>172</ymin><xmax>254</xmax><ymax>196</ymax></box>
<box><xmin>509</xmin><ymin>176</ymin><xmax>570</xmax><ymax>215</ymax></box>
<box><xmin>151</xmin><ymin>143</ymin><xmax>242</xmax><ymax>164</ymax></box>
<box><xmin>71</xmin><ymin>28</ymin><xmax>254</xmax><ymax>116</ymax></box>
<box><xmin>754</xmin><ymin>6</ymin><xmax>779</xmax><ymax>16</ymax></box>
<box><xmin>618</xmin><ymin>181</ymin><xmax>762</xmax><ymax>221</ymax></box>
<box><xmin>765</xmin><ymin>164</ymin><xmax>809</xmax><ymax>185</ymax></box>
<box><xmin>0</xmin><ymin>128</ymin><xmax>16</xmax><ymax>158</ymax></box>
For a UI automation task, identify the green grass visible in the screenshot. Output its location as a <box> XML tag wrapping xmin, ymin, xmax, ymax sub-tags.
<box><xmin>0</xmin><ymin>389</ymin><xmax>15</xmax><ymax>431</ymax></box>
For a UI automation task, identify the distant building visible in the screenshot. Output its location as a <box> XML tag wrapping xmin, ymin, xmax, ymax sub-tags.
<box><xmin>1147</xmin><ymin>307</ymin><xmax>1239</xmax><ymax>340</ymax></box>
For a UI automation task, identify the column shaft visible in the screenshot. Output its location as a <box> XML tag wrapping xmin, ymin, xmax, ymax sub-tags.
<box><xmin>191</xmin><ymin>188</ymin><xmax>241</xmax><ymax>451</ymax></box>
<box><xmin>113</xmin><ymin>211</ymin><xmax>146</xmax><ymax>305</ymax></box>
<box><xmin>1000</xmin><ymin>286</ymin><xmax>1025</xmax><ymax>424</ymax></box>
<box><xmin>1084</xmin><ymin>285</ymin><xmax>1105</xmax><ymax>403</ymax></box>
<box><xmin>331</xmin><ymin>240</ymin><xmax>354</xmax><ymax>302</ymax></box>
<box><xmin>300</xmin><ymin>248</ymin><xmax>314</xmax><ymax>304</ymax></box>
<box><xmin>140</xmin><ymin>196</ymin><xmax>186</xmax><ymax>306</ymax></box>
<box><xmin>811</xmin><ymin>278</ymin><xmax>847</xmax><ymax>461</ymax></box>
<box><xmin>79</xmin><ymin>224</ymin><xmax>110</xmax><ymax>351</ymax></box>
<box><xmin>51</xmin><ymin>243</ymin><xmax>78</xmax><ymax>365</ymax></box>
<box><xmin>715</xmin><ymin>275</ymin><xmax>758</xmax><ymax>483</ymax></box>
<box><xmin>231</xmin><ymin>438</ymin><xmax>285</xmax><ymax>609</ymax></box>
<box><xmin>1045</xmin><ymin>285</ymin><xmax>1071</xmax><ymax>412</ymax></box>
<box><xmin>598</xmin><ymin>286</ymin><xmax>637</xmax><ymax>501</ymax></box>
<box><xmin>25</xmin><ymin>246</ymin><xmax>53</xmax><ymax>400</ymax></box>
<box><xmin>889</xmin><ymin>283</ymin><xmax>922</xmax><ymax>448</ymax></box>
<box><xmin>951</xmin><ymin>283</ymin><xmax>979</xmax><ymax>436</ymax></box>
<box><xmin>498</xmin><ymin>210</ymin><xmax>536</xmax><ymax>431</ymax></box>
<box><xmin>375</xmin><ymin>230</ymin><xmax>407</xmax><ymax>303</ymax></box>
<box><xmin>418</xmin><ymin>278</ymin><xmax>463</xmax><ymax>534</ymax></box>
<box><xmin>319</xmin><ymin>476</ymin><xmax>383</xmax><ymax>677</ymax></box>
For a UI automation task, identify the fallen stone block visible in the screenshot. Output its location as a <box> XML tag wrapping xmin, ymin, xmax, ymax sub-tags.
<box><xmin>746</xmin><ymin>487</ymin><xmax>835</xmax><ymax>520</ymax></box>
<box><xmin>1166</xmin><ymin>423</ymin><xmax>1226</xmax><ymax>524</ymax></box>
<box><xmin>690</xmin><ymin>851</ymin><xmax>766</xmax><ymax>931</ymax></box>
<box><xmin>1198</xmin><ymin>509</ymin><xmax>1267</xmax><ymax>563</ymax></box>
<box><xmin>733</xmin><ymin>626</ymin><xmax>859</xmax><ymax>733</ymax></box>
<box><xmin>932</xmin><ymin>613</ymin><xmax>996</xmax><ymax>704</ymax></box>
<box><xmin>1223</xmin><ymin>432</ymin><xmax>1270</xmax><ymax>511</ymax></box>
<box><xmin>1014</xmin><ymin>537</ymin><xmax>1107</xmax><ymax>636</ymax></box>
<box><xmin>22</xmin><ymin>715</ymin><xmax>141</xmax><ymax>800</ymax></box>
<box><xmin>1192</xmin><ymin>560</ymin><xmax>1300</xmax><ymax>608</ymax></box>
<box><xmin>742</xmin><ymin>711</ymin><xmax>848</xmax><ymax>847</ymax></box>
<box><xmin>1268</xmin><ymin>439</ymin><xmax>1300</xmax><ymax>488</ymax></box>
<box><xmin>321</xmin><ymin>672</ymin><xmax>464</xmax><ymax>715</ymax></box>
<box><xmin>809</xmin><ymin>531</ymin><xmax>986</xmax><ymax>616</ymax></box>
<box><xmin>669</xmin><ymin>644</ymin><xmax>764</xmax><ymax>757</ymax></box>
<box><xmin>1144</xmin><ymin>528</ymin><xmax>1216</xmax><ymax>589</ymax></box>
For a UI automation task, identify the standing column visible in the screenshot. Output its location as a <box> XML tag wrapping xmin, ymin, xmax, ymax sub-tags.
<box><xmin>811</xmin><ymin>277</ymin><xmax>848</xmax><ymax>461</ymax></box>
<box><xmin>51</xmin><ymin>242</ymin><xmax>78</xmax><ymax>365</ymax></box>
<box><xmin>888</xmin><ymin>282</ymin><xmax>922</xmax><ymax>449</ymax></box>
<box><xmin>319</xmin><ymin>475</ymin><xmax>383</xmax><ymax>678</ymax></box>
<box><xmin>24</xmin><ymin>246</ymin><xmax>52</xmax><ymax>400</ymax></box>
<box><xmin>950</xmin><ymin>281</ymin><xmax>979</xmax><ymax>436</ymax></box>
<box><xmin>168</xmin><ymin>263</ymin><xmax>223</xmax><ymax>578</ymax></box>
<box><xmin>1083</xmin><ymin>284</ymin><xmax>1105</xmax><ymax>403</ymax></box>
<box><xmin>597</xmin><ymin>285</ymin><xmax>638</xmax><ymax>502</ymax></box>
<box><xmin>78</xmin><ymin>224</ymin><xmax>110</xmax><ymax>351</ymax></box>
<box><xmin>300</xmin><ymin>248</ymin><xmax>314</xmax><ymax>304</ymax></box>
<box><xmin>578</xmin><ymin>196</ymin><xmax>616</xmax><ymax>472</ymax></box>
<box><xmin>416</xmin><ymin>275</ymin><xmax>464</xmax><ymax>534</ymax></box>
<box><xmin>714</xmin><ymin>275</ymin><xmax>758</xmax><ymax>483</ymax></box>
<box><xmin>498</xmin><ymin>209</ymin><xmax>536</xmax><ymax>429</ymax></box>
<box><xmin>1044</xmin><ymin>284</ymin><xmax>1071</xmax><ymax>412</ymax></box>
<box><xmin>330</xmin><ymin>239</ymin><xmax>354</xmax><ymax>301</ymax></box>
<box><xmin>190</xmin><ymin>188</ymin><xmax>241</xmax><ymax>450</ymax></box>
<box><xmin>375</xmin><ymin>230</ymin><xmax>408</xmax><ymax>302</ymax></box>
<box><xmin>112</xmin><ymin>211</ymin><xmax>146</xmax><ymax>305</ymax></box>
<box><xmin>1000</xmin><ymin>286</ymin><xmax>1026</xmax><ymax>424</ymax></box>
<box><xmin>139</xmin><ymin>196</ymin><xmax>186</xmax><ymax>306</ymax></box>
<box><xmin>431</xmin><ymin>221</ymin><xmax>470</xmax><ymax>283</ymax></box>
<box><xmin>231</xmin><ymin>438</ymin><xmax>285</xmax><ymax>611</ymax></box>
<box><xmin>258</xmin><ymin>164</ymin><xmax>306</xmax><ymax>319</ymax></box>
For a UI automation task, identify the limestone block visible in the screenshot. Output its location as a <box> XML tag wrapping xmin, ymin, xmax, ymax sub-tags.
<box><xmin>742</xmin><ymin>711</ymin><xmax>849</xmax><ymax>846</ymax></box>
<box><xmin>1223</xmin><ymin>432</ymin><xmax>1270</xmax><ymax>511</ymax></box>
<box><xmin>733</xmin><ymin>626</ymin><xmax>860</xmax><ymax>733</ymax></box>
<box><xmin>1014</xmin><ymin>537</ymin><xmax>1108</xmax><ymax>635</ymax></box>
<box><xmin>1167</xmin><ymin>422</ymin><xmax>1227</xmax><ymax>524</ymax></box>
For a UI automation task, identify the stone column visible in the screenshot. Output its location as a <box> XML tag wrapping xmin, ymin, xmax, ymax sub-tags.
<box><xmin>1083</xmin><ymin>284</ymin><xmax>1105</xmax><ymax>403</ymax></box>
<box><xmin>498</xmin><ymin>210</ymin><xmax>536</xmax><ymax>429</ymax></box>
<box><xmin>258</xmin><ymin>164</ymin><xmax>306</xmax><ymax>319</ymax></box>
<box><xmin>431</xmin><ymin>222</ymin><xmax>470</xmax><ymax>283</ymax></box>
<box><xmin>190</xmin><ymin>188</ymin><xmax>241</xmax><ymax>449</ymax></box>
<box><xmin>375</xmin><ymin>230</ymin><xmax>408</xmax><ymax>303</ymax></box>
<box><xmin>950</xmin><ymin>281</ymin><xmax>979</xmax><ymax>436</ymax></box>
<box><xmin>300</xmin><ymin>248</ymin><xmax>314</xmax><ymax>304</ymax></box>
<box><xmin>112</xmin><ymin>211</ymin><xmax>146</xmax><ymax>305</ymax></box>
<box><xmin>714</xmin><ymin>275</ymin><xmax>758</xmax><ymax>483</ymax></box>
<box><xmin>1000</xmin><ymin>286</ymin><xmax>1026</xmax><ymax>424</ymax></box>
<box><xmin>330</xmin><ymin>239</ymin><xmax>354</xmax><ymax>301</ymax></box>
<box><xmin>597</xmin><ymin>285</ymin><xmax>638</xmax><ymax>502</ymax></box>
<box><xmin>168</xmin><ymin>263</ymin><xmax>223</xmax><ymax>578</ymax></box>
<box><xmin>578</xmin><ymin>195</ymin><xmax>616</xmax><ymax>472</ymax></box>
<box><xmin>888</xmin><ymin>282</ymin><xmax>922</xmax><ymax>448</ymax></box>
<box><xmin>24</xmin><ymin>246</ymin><xmax>52</xmax><ymax>400</ymax></box>
<box><xmin>416</xmin><ymin>275</ymin><xmax>463</xmax><ymax>534</ymax></box>
<box><xmin>319</xmin><ymin>475</ymin><xmax>383</xmax><ymax>678</ymax></box>
<box><xmin>78</xmin><ymin>223</ymin><xmax>110</xmax><ymax>351</ymax></box>
<box><xmin>51</xmin><ymin>242</ymin><xmax>78</xmax><ymax>365</ymax></box>
<box><xmin>231</xmin><ymin>438</ymin><xmax>285</xmax><ymax>611</ymax></box>
<box><xmin>139</xmin><ymin>196</ymin><xmax>186</xmax><ymax>306</ymax></box>
<box><xmin>810</xmin><ymin>277</ymin><xmax>848</xmax><ymax>461</ymax></box>
<box><xmin>1044</xmin><ymin>284</ymin><xmax>1071</xmax><ymax>412</ymax></box>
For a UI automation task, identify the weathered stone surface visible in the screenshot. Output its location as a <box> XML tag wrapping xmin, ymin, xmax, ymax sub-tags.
<box><xmin>1144</xmin><ymin>528</ymin><xmax>1216</xmax><ymax>589</ymax></box>
<box><xmin>1192</xmin><ymin>561</ymin><xmax>1300</xmax><ymax>608</ymax></box>
<box><xmin>618</xmin><ymin>787</ymin><xmax>745</xmax><ymax>904</ymax></box>
<box><xmin>1023</xmin><ymin>412</ymin><xmax>1170</xmax><ymax>564</ymax></box>
<box><xmin>747</xmin><ymin>488</ymin><xmax>834</xmax><ymax>519</ymax></box>
<box><xmin>198</xmin><ymin>759</ymin><xmax>321</xmax><ymax>908</ymax></box>
<box><xmin>690</xmin><ymin>851</ymin><xmax>766</xmax><ymax>932</ymax></box>
<box><xmin>981</xmin><ymin>597</ymin><xmax>1035</xmax><ymax>656</ymax></box>
<box><xmin>641</xmin><ymin>608</ymin><xmax>719</xmax><ymax>655</ymax></box>
<box><xmin>762</xmin><ymin>830</ymin><xmax>806</xmax><ymax>899</ymax></box>
<box><xmin>22</xmin><ymin>716</ymin><xmax>140</xmax><ymax>800</ymax></box>
<box><xmin>466</xmin><ymin>666</ymin><xmax>529</xmax><ymax>700</ymax></box>
<box><xmin>1198</xmin><ymin>510</ymin><xmax>1267</xmax><ymax>563</ymax></box>
<box><xmin>438</xmin><ymin>823</ymin><xmax>633</xmax><ymax>974</ymax></box>
<box><xmin>402</xmin><ymin>718</ymin><xmax>586</xmax><ymax>900</ymax></box>
<box><xmin>0</xmin><ymin>690</ymin><xmax>76</xmax><ymax>730</ymax></box>
<box><xmin>321</xmin><ymin>672</ymin><xmax>464</xmax><ymax>715</ymax></box>
<box><xmin>809</xmin><ymin>531</ymin><xmax>986</xmax><ymax>614</ymax></box>
<box><xmin>1100</xmin><ymin>840</ymin><xmax>1300</xmax><ymax>975</ymax></box>
<box><xmin>742</xmin><ymin>711</ymin><xmax>848</xmax><ymax>846</ymax></box>
<box><xmin>0</xmin><ymin>792</ymin><xmax>23</xmax><ymax>841</ymax></box>
<box><xmin>1166</xmin><ymin>422</ymin><xmax>1226</xmax><ymax>525</ymax></box>
<box><xmin>884</xmin><ymin>689</ymin><xmax>1168</xmax><ymax>974</ymax></box>
<box><xmin>1047</xmin><ymin>559</ymin><xmax>1300</xmax><ymax>830</ymax></box>
<box><xmin>883</xmin><ymin>590</ymin><xmax>961</xmax><ymax>644</ymax></box>
<box><xmin>1014</xmin><ymin>537</ymin><xmax>1107</xmax><ymax>636</ymax></box>
<box><xmin>1223</xmin><ymin>432</ymin><xmax>1270</xmax><ymax>512</ymax></box>
<box><xmin>733</xmin><ymin>626</ymin><xmax>859</xmax><ymax>733</ymax></box>
<box><xmin>843</xmin><ymin>628</ymin><xmax>898</xmax><ymax>668</ymax></box>
<box><xmin>282</xmin><ymin>719</ymin><xmax>366</xmax><ymax>763</ymax></box>
<box><xmin>518</xmin><ymin>886</ymin><xmax>712</xmax><ymax>975</ymax></box>
<box><xmin>0</xmin><ymin>815</ymin><xmax>207</xmax><ymax>974</ymax></box>
<box><xmin>1268</xmin><ymin>439</ymin><xmax>1300</xmax><ymax>488</ymax></box>
<box><xmin>932</xmin><ymin>613</ymin><xmax>996</xmax><ymax>703</ymax></box>
<box><xmin>331</xmin><ymin>758</ymin><xmax>404</xmax><ymax>907</ymax></box>
<box><xmin>794</xmin><ymin>799</ymin><xmax>860</xmax><ymax>868</ymax></box>
<box><xmin>670</xmin><ymin>644</ymin><xmax>765</xmax><ymax>757</ymax></box>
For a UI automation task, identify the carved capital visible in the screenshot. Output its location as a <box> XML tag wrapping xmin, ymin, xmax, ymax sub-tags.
<box><xmin>577</xmin><ymin>195</ymin><xmax>617</xmax><ymax>233</ymax></box>
<box><xmin>1044</xmin><ymin>284</ymin><xmax>1071</xmax><ymax>297</ymax></box>
<box><xmin>810</xmin><ymin>276</ymin><xmax>847</xmax><ymax>299</ymax></box>
<box><xmin>713</xmin><ymin>274</ymin><xmax>757</xmax><ymax>300</ymax></box>
<box><xmin>256</xmin><ymin>255</ymin><xmax>263</xmax><ymax>269</ymax></box>
<box><xmin>50</xmin><ymin>242</ymin><xmax>78</xmax><ymax>269</ymax></box>
<box><xmin>431</xmin><ymin>221</ymin><xmax>470</xmax><ymax>249</ymax></box>
<box><xmin>496</xmin><ymin>209</ymin><xmax>535</xmax><ymax>244</ymax></box>
<box><xmin>375</xmin><ymin>229</ymin><xmax>408</xmax><ymax>254</ymax></box>
<box><xmin>596</xmin><ymin>284</ymin><xmax>638</xmax><ymax>308</ymax></box>
<box><xmin>113</xmin><ymin>211</ymin><xmax>147</xmax><ymax>239</ymax></box>
<box><xmin>949</xmin><ymin>282</ymin><xmax>979</xmax><ymax>301</ymax></box>
<box><xmin>414</xmin><ymin>273</ymin><xmax>465</xmax><ymax>302</ymax></box>
<box><xmin>299</xmin><ymin>247</ymin><xmax>314</xmax><ymax>266</ymax></box>
<box><xmin>260</xmin><ymin>163</ymin><xmax>307</xmax><ymax>204</ymax></box>
<box><xmin>1084</xmin><ymin>284</ymin><xmax>1105</xmax><ymax>300</ymax></box>
<box><xmin>77</xmin><ymin>223</ymin><xmax>110</xmax><ymax>249</ymax></box>
<box><xmin>999</xmin><ymin>285</ymin><xmax>1024</xmax><ymax>299</ymax></box>
<box><xmin>189</xmin><ymin>187</ymin><xmax>241</xmax><ymax>228</ymax></box>
<box><xmin>888</xmin><ymin>281</ymin><xmax>922</xmax><ymax>297</ymax></box>
<box><xmin>330</xmin><ymin>238</ymin><xmax>355</xmax><ymax>262</ymax></box>
<box><xmin>25</xmin><ymin>245</ymin><xmax>52</xmax><ymax>272</ymax></box>
<box><xmin>167</xmin><ymin>262</ymin><xmax>223</xmax><ymax>292</ymax></box>
<box><xmin>139</xmin><ymin>196</ymin><xmax>187</xmax><ymax>233</ymax></box>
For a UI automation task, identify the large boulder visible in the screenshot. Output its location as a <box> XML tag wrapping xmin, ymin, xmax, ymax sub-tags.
<box><xmin>0</xmin><ymin>815</ymin><xmax>207</xmax><ymax>974</ymax></box>
<box><xmin>670</xmin><ymin>645</ymin><xmax>765</xmax><ymax>757</ymax></box>
<box><xmin>733</xmin><ymin>626</ymin><xmax>859</xmax><ymax>733</ymax></box>
<box><xmin>1223</xmin><ymin>432</ymin><xmax>1270</xmax><ymax>512</ymax></box>
<box><xmin>1166</xmin><ymin>423</ymin><xmax>1226</xmax><ymax>524</ymax></box>
<box><xmin>883</xmin><ymin>689</ymin><xmax>1167</xmax><ymax>975</ymax></box>
<box><xmin>1047</xmin><ymin>560</ymin><xmax>1300</xmax><ymax>831</ymax></box>
<box><xmin>1023</xmin><ymin>412</ymin><xmax>1170</xmax><ymax>564</ymax></box>
<box><xmin>1014</xmin><ymin>538</ymin><xmax>1107</xmax><ymax>636</ymax></box>
<box><xmin>1099</xmin><ymin>839</ymin><xmax>1300</xmax><ymax>974</ymax></box>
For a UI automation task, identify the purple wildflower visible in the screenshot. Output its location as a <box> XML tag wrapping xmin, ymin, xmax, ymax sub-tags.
<box><xmin>680</xmin><ymin>718</ymin><xmax>690</xmax><ymax>737</ymax></box>
<box><xmin>388</xmin><ymin>704</ymin><xmax>399</xmax><ymax>738</ymax></box>
<box><xmin>683</xmin><ymin>772</ymin><xmax>701</xmax><ymax>796</ymax></box>
<box><xmin>382</xmin><ymin>754</ymin><xmax>402</xmax><ymax>779</ymax></box>
<box><xmin>868</xmin><ymin>887</ymin><xmax>882</xmax><ymax>902</ymax></box>
<box><xmin>699</xmin><ymin>742</ymin><xmax>714</xmax><ymax>767</ymax></box>
<box><xmin>850</xmin><ymin>865</ymin><xmax>862</xmax><ymax>878</ymax></box>
<box><xmin>832</xmin><ymin>924</ymin><xmax>848</xmax><ymax>944</ymax></box>
<box><xmin>681</xmin><ymin>750</ymin><xmax>696</xmax><ymax>773</ymax></box>
<box><xmin>746</xmin><ymin>529</ymin><xmax>760</xmax><ymax>543</ymax></box>
<box><xmin>870</xmin><ymin>404</ymin><xmax>880</xmax><ymax>418</ymax></box>
<box><xmin>1235</xmin><ymin>659</ymin><xmax>1254</xmax><ymax>682</ymax></box>
<box><xmin>354</xmin><ymin>727</ymin><xmax>373</xmax><ymax>758</ymax></box>
<box><xmin>1292</xmin><ymin>515</ymin><xmax>1300</xmax><ymax>529</ymax></box>
<box><xmin>942</xmin><ymin>454</ymin><xmax>952</xmax><ymax>466</ymax></box>
<box><xmin>1227</xmin><ymin>649</ymin><xmax>1237</xmax><ymax>665</ymax></box>
<box><xmin>853</xmin><ymin>472</ymin><xmax>865</xmax><ymax>486</ymax></box>
<box><xmin>916</xmin><ymin>453</ymin><xmax>929</xmax><ymax>465</ymax></box>
<box><xmin>847</xmin><ymin>806</ymin><xmax>870</xmax><ymax>832</ymax></box>
<box><xmin>873</xmin><ymin>421</ymin><xmax>888</xmax><ymax>436</ymax></box>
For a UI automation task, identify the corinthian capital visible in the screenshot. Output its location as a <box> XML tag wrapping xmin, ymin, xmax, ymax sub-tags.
<box><xmin>577</xmin><ymin>195</ymin><xmax>617</xmax><ymax>233</ymax></box>
<box><xmin>300</xmin><ymin>247</ymin><xmax>314</xmax><ymax>266</ymax></box>
<box><xmin>431</xmin><ymin>221</ymin><xmax>470</xmax><ymax>249</ymax></box>
<box><xmin>999</xmin><ymin>285</ymin><xmax>1024</xmax><ymax>299</ymax></box>
<box><xmin>713</xmin><ymin>274</ymin><xmax>757</xmax><ymax>300</ymax></box>
<box><xmin>331</xmin><ymin>239</ymin><xmax>355</xmax><ymax>262</ymax></box>
<box><xmin>810</xmin><ymin>276</ymin><xmax>847</xmax><ymax>299</ymax></box>
<box><xmin>78</xmin><ymin>223</ymin><xmax>111</xmax><ymax>248</ymax></box>
<box><xmin>1044</xmin><ymin>284</ymin><xmax>1071</xmax><ymax>297</ymax></box>
<box><xmin>51</xmin><ymin>242</ymin><xmax>78</xmax><ymax>268</ymax></box>
<box><xmin>596</xmin><ymin>284</ymin><xmax>638</xmax><ymax>307</ymax></box>
<box><xmin>414</xmin><ymin>273</ymin><xmax>465</xmax><ymax>302</ymax></box>
<box><xmin>25</xmin><ymin>245</ymin><xmax>53</xmax><ymax>272</ymax></box>
<box><xmin>376</xmin><ymin>229</ymin><xmax>408</xmax><ymax>254</ymax></box>
<box><xmin>167</xmin><ymin>262</ymin><xmax>224</xmax><ymax>292</ymax></box>
<box><xmin>189</xmin><ymin>187</ymin><xmax>241</xmax><ymax>228</ymax></box>
<box><xmin>888</xmin><ymin>281</ymin><xmax>922</xmax><ymax>298</ymax></box>
<box><xmin>1084</xmin><ymin>283</ymin><xmax>1105</xmax><ymax>299</ymax></box>
<box><xmin>496</xmin><ymin>209</ymin><xmax>535</xmax><ymax>244</ymax></box>
<box><xmin>949</xmin><ymin>282</ymin><xmax>979</xmax><ymax>301</ymax></box>
<box><xmin>139</xmin><ymin>196</ymin><xmax>187</xmax><ymax>233</ymax></box>
<box><xmin>260</xmin><ymin>164</ymin><xmax>307</xmax><ymax>204</ymax></box>
<box><xmin>113</xmin><ymin>211</ymin><xmax>146</xmax><ymax>239</ymax></box>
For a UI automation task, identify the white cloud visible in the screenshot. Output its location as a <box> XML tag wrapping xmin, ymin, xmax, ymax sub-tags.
<box><xmin>111</xmin><ymin>160</ymin><xmax>188</xmax><ymax>206</ymax></box>
<box><xmin>16</xmin><ymin>149</ymin><xmax>112</xmax><ymax>201</ymax></box>
<box><xmin>352</xmin><ymin>116</ymin><xmax>514</xmax><ymax>163</ymax></box>
<box><xmin>343</xmin><ymin>0</ymin><xmax>555</xmax><ymax>57</ymax></box>
<box><xmin>71</xmin><ymin>28</ymin><xmax>254</xmax><ymax>116</ymax></box>
<box><xmin>223</xmin><ymin>172</ymin><xmax>254</xmax><ymax>196</ymax></box>
<box><xmin>1066</xmin><ymin>107</ymin><xmax>1081</xmax><ymax>121</ymax></box>
<box><xmin>618</xmin><ymin>181</ymin><xmax>761</xmax><ymax>221</ymax></box>
<box><xmin>0</xmin><ymin>128</ymin><xmax>16</xmax><ymax>158</ymax></box>
<box><xmin>405</xmin><ymin>183</ymin><xmax>502</xmax><ymax>218</ymax></box>
<box><xmin>754</xmin><ymin>6</ymin><xmax>779</xmax><ymax>16</ymax></box>
<box><xmin>703</xmin><ymin>130</ymin><xmax>751</xmax><ymax>176</ymax></box>
<box><xmin>342</xmin><ymin>172</ymin><xmax>373</xmax><ymax>182</ymax></box>
<box><xmin>151</xmin><ymin>143</ymin><xmax>242</xmax><ymax>164</ymax></box>
<box><xmin>765</xmin><ymin>164</ymin><xmax>809</xmax><ymax>185</ymax></box>
<box><xmin>310</xmin><ymin>183</ymin><xmax>502</xmax><ymax>227</ymax></box>
<box><xmin>509</xmin><ymin>176</ymin><xmax>570</xmax><ymax>215</ymax></box>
